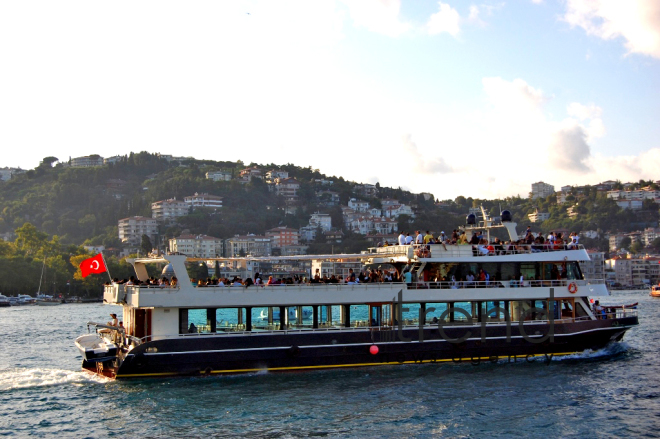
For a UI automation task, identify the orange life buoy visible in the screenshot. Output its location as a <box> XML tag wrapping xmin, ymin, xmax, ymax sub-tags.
<box><xmin>568</xmin><ymin>282</ymin><xmax>578</xmax><ymax>294</ymax></box>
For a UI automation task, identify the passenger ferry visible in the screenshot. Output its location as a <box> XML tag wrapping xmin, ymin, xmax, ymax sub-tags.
<box><xmin>76</xmin><ymin>209</ymin><xmax>638</xmax><ymax>379</ymax></box>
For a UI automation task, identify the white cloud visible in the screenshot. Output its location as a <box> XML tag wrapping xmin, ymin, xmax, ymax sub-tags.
<box><xmin>567</xmin><ymin>102</ymin><xmax>602</xmax><ymax>120</ymax></box>
<box><xmin>563</xmin><ymin>0</ymin><xmax>660</xmax><ymax>58</ymax></box>
<box><xmin>549</xmin><ymin>121</ymin><xmax>592</xmax><ymax>172</ymax></box>
<box><xmin>401</xmin><ymin>134</ymin><xmax>453</xmax><ymax>174</ymax></box>
<box><xmin>427</xmin><ymin>2</ymin><xmax>461</xmax><ymax>36</ymax></box>
<box><xmin>482</xmin><ymin>77</ymin><xmax>549</xmax><ymax>115</ymax></box>
<box><xmin>339</xmin><ymin>0</ymin><xmax>409</xmax><ymax>37</ymax></box>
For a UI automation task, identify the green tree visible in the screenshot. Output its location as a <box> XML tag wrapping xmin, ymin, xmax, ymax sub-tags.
<box><xmin>141</xmin><ymin>234</ymin><xmax>153</xmax><ymax>255</ymax></box>
<box><xmin>618</xmin><ymin>236</ymin><xmax>631</xmax><ymax>250</ymax></box>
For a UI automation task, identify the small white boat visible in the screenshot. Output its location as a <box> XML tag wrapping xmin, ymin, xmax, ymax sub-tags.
<box><xmin>650</xmin><ymin>285</ymin><xmax>660</xmax><ymax>298</ymax></box>
<box><xmin>17</xmin><ymin>294</ymin><xmax>36</xmax><ymax>305</ymax></box>
<box><xmin>75</xmin><ymin>333</ymin><xmax>118</xmax><ymax>363</ymax></box>
<box><xmin>36</xmin><ymin>294</ymin><xmax>62</xmax><ymax>306</ymax></box>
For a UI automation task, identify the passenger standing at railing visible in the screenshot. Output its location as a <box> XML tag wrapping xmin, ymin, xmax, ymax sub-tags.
<box><xmin>405</xmin><ymin>233</ymin><xmax>413</xmax><ymax>245</ymax></box>
<box><xmin>423</xmin><ymin>231</ymin><xmax>434</xmax><ymax>244</ymax></box>
<box><xmin>398</xmin><ymin>231</ymin><xmax>406</xmax><ymax>245</ymax></box>
<box><xmin>415</xmin><ymin>231</ymin><xmax>424</xmax><ymax>244</ymax></box>
<box><xmin>458</xmin><ymin>231</ymin><xmax>468</xmax><ymax>244</ymax></box>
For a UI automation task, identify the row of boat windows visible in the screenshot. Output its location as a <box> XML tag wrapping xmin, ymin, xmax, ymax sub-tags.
<box><xmin>423</xmin><ymin>261</ymin><xmax>583</xmax><ymax>283</ymax></box>
<box><xmin>180</xmin><ymin>299</ymin><xmax>589</xmax><ymax>334</ymax></box>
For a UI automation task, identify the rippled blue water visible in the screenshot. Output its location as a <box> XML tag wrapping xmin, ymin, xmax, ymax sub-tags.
<box><xmin>1</xmin><ymin>291</ymin><xmax>659</xmax><ymax>438</ymax></box>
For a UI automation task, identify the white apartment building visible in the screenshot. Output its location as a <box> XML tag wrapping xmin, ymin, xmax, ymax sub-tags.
<box><xmin>350</xmin><ymin>216</ymin><xmax>397</xmax><ymax>235</ymax></box>
<box><xmin>528</xmin><ymin>209</ymin><xmax>550</xmax><ymax>223</ymax></box>
<box><xmin>151</xmin><ymin>198</ymin><xmax>189</xmax><ymax>221</ymax></box>
<box><xmin>581</xmin><ymin>251</ymin><xmax>605</xmax><ymax>281</ymax></box>
<box><xmin>348</xmin><ymin>198</ymin><xmax>370</xmax><ymax>212</ymax></box>
<box><xmin>383</xmin><ymin>203</ymin><xmax>415</xmax><ymax>219</ymax></box>
<box><xmin>531</xmin><ymin>181</ymin><xmax>555</xmax><ymax>199</ymax></box>
<box><xmin>0</xmin><ymin>169</ymin><xmax>11</xmax><ymax>181</ymax></box>
<box><xmin>275</xmin><ymin>178</ymin><xmax>300</xmax><ymax>199</ymax></box>
<box><xmin>265</xmin><ymin>170</ymin><xmax>289</xmax><ymax>183</ymax></box>
<box><xmin>184</xmin><ymin>193</ymin><xmax>223</xmax><ymax>210</ymax></box>
<box><xmin>642</xmin><ymin>228</ymin><xmax>660</xmax><ymax>247</ymax></box>
<box><xmin>609</xmin><ymin>232</ymin><xmax>642</xmax><ymax>252</ymax></box>
<box><xmin>354</xmin><ymin>183</ymin><xmax>378</xmax><ymax>197</ymax></box>
<box><xmin>70</xmin><ymin>155</ymin><xmax>104</xmax><ymax>167</ymax></box>
<box><xmin>299</xmin><ymin>225</ymin><xmax>319</xmax><ymax>242</ymax></box>
<box><xmin>309</xmin><ymin>213</ymin><xmax>332</xmax><ymax>232</ymax></box>
<box><xmin>225</xmin><ymin>234</ymin><xmax>272</xmax><ymax>257</ymax></box>
<box><xmin>104</xmin><ymin>156</ymin><xmax>123</xmax><ymax>165</ymax></box>
<box><xmin>206</xmin><ymin>171</ymin><xmax>232</xmax><ymax>182</ymax></box>
<box><xmin>118</xmin><ymin>216</ymin><xmax>158</xmax><ymax>246</ymax></box>
<box><xmin>612</xmin><ymin>256</ymin><xmax>660</xmax><ymax>286</ymax></box>
<box><xmin>169</xmin><ymin>234</ymin><xmax>223</xmax><ymax>258</ymax></box>
<box><xmin>607</xmin><ymin>188</ymin><xmax>660</xmax><ymax>200</ymax></box>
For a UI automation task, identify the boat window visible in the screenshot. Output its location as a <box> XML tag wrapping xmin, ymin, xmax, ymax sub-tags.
<box><xmin>320</xmin><ymin>305</ymin><xmax>342</xmax><ymax>327</ymax></box>
<box><xmin>287</xmin><ymin>306</ymin><xmax>314</xmax><ymax>329</ymax></box>
<box><xmin>216</xmin><ymin>308</ymin><xmax>247</xmax><ymax>332</ymax></box>
<box><xmin>424</xmin><ymin>303</ymin><xmax>449</xmax><ymax>323</ymax></box>
<box><xmin>575</xmin><ymin>301</ymin><xmax>589</xmax><ymax>318</ymax></box>
<box><xmin>252</xmin><ymin>307</ymin><xmax>285</xmax><ymax>330</ymax></box>
<box><xmin>349</xmin><ymin>305</ymin><xmax>369</xmax><ymax>327</ymax></box>
<box><xmin>511</xmin><ymin>300</ymin><xmax>535</xmax><ymax>321</ymax></box>
<box><xmin>484</xmin><ymin>301</ymin><xmax>508</xmax><ymax>321</ymax></box>
<box><xmin>566</xmin><ymin>262</ymin><xmax>582</xmax><ymax>280</ymax></box>
<box><xmin>520</xmin><ymin>263</ymin><xmax>537</xmax><ymax>283</ymax></box>
<box><xmin>499</xmin><ymin>263</ymin><xmax>517</xmax><ymax>285</ymax></box>
<box><xmin>561</xmin><ymin>300</ymin><xmax>574</xmax><ymax>318</ymax></box>
<box><xmin>453</xmin><ymin>302</ymin><xmax>472</xmax><ymax>322</ymax></box>
<box><xmin>185</xmin><ymin>309</ymin><xmax>213</xmax><ymax>333</ymax></box>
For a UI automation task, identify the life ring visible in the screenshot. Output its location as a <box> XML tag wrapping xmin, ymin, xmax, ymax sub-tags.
<box><xmin>568</xmin><ymin>282</ymin><xmax>578</xmax><ymax>294</ymax></box>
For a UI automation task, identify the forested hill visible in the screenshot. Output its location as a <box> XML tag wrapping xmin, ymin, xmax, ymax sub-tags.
<box><xmin>1</xmin><ymin>153</ymin><xmax>656</xmax><ymax>249</ymax></box>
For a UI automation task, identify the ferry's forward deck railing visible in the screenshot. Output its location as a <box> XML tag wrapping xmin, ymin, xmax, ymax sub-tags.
<box><xmin>368</xmin><ymin>243</ymin><xmax>586</xmax><ymax>258</ymax></box>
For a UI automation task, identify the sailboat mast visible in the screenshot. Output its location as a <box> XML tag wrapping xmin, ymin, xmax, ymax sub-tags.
<box><xmin>37</xmin><ymin>256</ymin><xmax>46</xmax><ymax>294</ymax></box>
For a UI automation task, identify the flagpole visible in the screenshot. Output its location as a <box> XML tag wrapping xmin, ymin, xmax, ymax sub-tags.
<box><xmin>100</xmin><ymin>252</ymin><xmax>113</xmax><ymax>283</ymax></box>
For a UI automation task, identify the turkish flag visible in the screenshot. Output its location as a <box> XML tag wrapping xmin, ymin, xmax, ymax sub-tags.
<box><xmin>80</xmin><ymin>253</ymin><xmax>107</xmax><ymax>278</ymax></box>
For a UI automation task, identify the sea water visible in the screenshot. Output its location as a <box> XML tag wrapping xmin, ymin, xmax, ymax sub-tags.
<box><xmin>1</xmin><ymin>290</ymin><xmax>659</xmax><ymax>438</ymax></box>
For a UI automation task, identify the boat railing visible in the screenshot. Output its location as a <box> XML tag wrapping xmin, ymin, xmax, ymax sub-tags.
<box><xmin>370</xmin><ymin>243</ymin><xmax>586</xmax><ymax>258</ymax></box>
<box><xmin>107</xmin><ymin>278</ymin><xmax>606</xmax><ymax>299</ymax></box>
<box><xmin>409</xmin><ymin>279</ymin><xmax>605</xmax><ymax>289</ymax></box>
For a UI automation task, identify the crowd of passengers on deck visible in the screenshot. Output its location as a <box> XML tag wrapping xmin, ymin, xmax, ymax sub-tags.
<box><xmin>380</xmin><ymin>228</ymin><xmax>582</xmax><ymax>256</ymax></box>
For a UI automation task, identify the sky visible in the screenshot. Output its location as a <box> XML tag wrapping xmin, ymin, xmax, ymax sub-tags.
<box><xmin>1</xmin><ymin>0</ymin><xmax>659</xmax><ymax>201</ymax></box>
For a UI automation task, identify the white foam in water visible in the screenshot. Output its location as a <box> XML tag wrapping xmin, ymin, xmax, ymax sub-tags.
<box><xmin>0</xmin><ymin>368</ymin><xmax>110</xmax><ymax>391</ymax></box>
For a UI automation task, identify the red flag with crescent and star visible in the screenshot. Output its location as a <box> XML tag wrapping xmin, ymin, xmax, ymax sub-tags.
<box><xmin>80</xmin><ymin>253</ymin><xmax>107</xmax><ymax>278</ymax></box>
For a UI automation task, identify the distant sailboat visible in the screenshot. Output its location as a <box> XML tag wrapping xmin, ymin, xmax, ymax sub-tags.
<box><xmin>36</xmin><ymin>256</ymin><xmax>61</xmax><ymax>306</ymax></box>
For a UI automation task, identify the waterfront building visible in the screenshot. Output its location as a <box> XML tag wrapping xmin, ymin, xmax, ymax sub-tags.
<box><xmin>151</xmin><ymin>198</ymin><xmax>189</xmax><ymax>221</ymax></box>
<box><xmin>169</xmin><ymin>234</ymin><xmax>223</xmax><ymax>258</ymax></box>
<box><xmin>531</xmin><ymin>181</ymin><xmax>555</xmax><ymax>199</ymax></box>
<box><xmin>118</xmin><ymin>216</ymin><xmax>158</xmax><ymax>246</ymax></box>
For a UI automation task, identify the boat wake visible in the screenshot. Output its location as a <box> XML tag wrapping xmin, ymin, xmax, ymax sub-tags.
<box><xmin>551</xmin><ymin>342</ymin><xmax>630</xmax><ymax>362</ymax></box>
<box><xmin>0</xmin><ymin>367</ymin><xmax>110</xmax><ymax>391</ymax></box>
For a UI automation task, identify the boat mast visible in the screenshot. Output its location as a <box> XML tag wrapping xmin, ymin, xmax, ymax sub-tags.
<box><xmin>37</xmin><ymin>255</ymin><xmax>46</xmax><ymax>294</ymax></box>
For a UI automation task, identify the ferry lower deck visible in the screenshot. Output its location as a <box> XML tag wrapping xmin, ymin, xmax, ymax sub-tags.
<box><xmin>85</xmin><ymin>305</ymin><xmax>637</xmax><ymax>378</ymax></box>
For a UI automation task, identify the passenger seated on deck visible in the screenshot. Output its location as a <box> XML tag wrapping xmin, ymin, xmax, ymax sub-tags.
<box><xmin>170</xmin><ymin>276</ymin><xmax>178</xmax><ymax>287</ymax></box>
<box><xmin>189</xmin><ymin>323</ymin><xmax>197</xmax><ymax>333</ymax></box>
<box><xmin>100</xmin><ymin>313</ymin><xmax>119</xmax><ymax>334</ymax></box>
